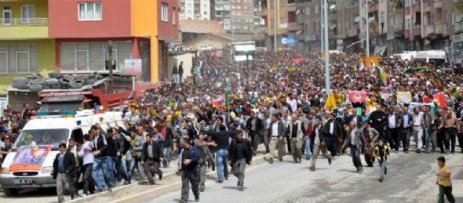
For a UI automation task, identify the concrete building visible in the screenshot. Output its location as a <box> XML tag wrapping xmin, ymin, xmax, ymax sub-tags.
<box><xmin>336</xmin><ymin>0</ymin><xmax>360</xmax><ymax>53</ymax></box>
<box><xmin>294</xmin><ymin>0</ymin><xmax>322</xmax><ymax>52</ymax></box>
<box><xmin>256</xmin><ymin>0</ymin><xmax>299</xmax><ymax>51</ymax></box>
<box><xmin>0</xmin><ymin>0</ymin><xmax>178</xmax><ymax>95</ymax></box>
<box><xmin>179</xmin><ymin>0</ymin><xmax>212</xmax><ymax>20</ymax></box>
<box><xmin>386</xmin><ymin>0</ymin><xmax>405</xmax><ymax>55</ymax></box>
<box><xmin>422</xmin><ymin>0</ymin><xmax>451</xmax><ymax>51</ymax></box>
<box><xmin>453</xmin><ymin>0</ymin><xmax>463</xmax><ymax>65</ymax></box>
<box><xmin>0</xmin><ymin>0</ymin><xmax>54</xmax><ymax>94</ymax></box>
<box><xmin>215</xmin><ymin>0</ymin><xmax>257</xmax><ymax>34</ymax></box>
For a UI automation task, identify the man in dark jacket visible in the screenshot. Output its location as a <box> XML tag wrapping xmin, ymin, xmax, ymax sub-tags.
<box><xmin>228</xmin><ymin>130</ymin><xmax>252</xmax><ymax>191</ymax></box>
<box><xmin>108</xmin><ymin>128</ymin><xmax>129</xmax><ymax>184</ymax></box>
<box><xmin>160</xmin><ymin>120</ymin><xmax>174</xmax><ymax>167</ymax></box>
<box><xmin>368</xmin><ymin>104</ymin><xmax>388</xmax><ymax>140</ymax></box>
<box><xmin>141</xmin><ymin>134</ymin><xmax>164</xmax><ymax>185</ymax></box>
<box><xmin>52</xmin><ymin>143</ymin><xmax>76</xmax><ymax>202</ymax></box>
<box><xmin>246</xmin><ymin>112</ymin><xmax>263</xmax><ymax>155</ymax></box>
<box><xmin>310</xmin><ymin>116</ymin><xmax>332</xmax><ymax>171</ymax></box>
<box><xmin>178</xmin><ymin>137</ymin><xmax>200</xmax><ymax>203</ymax></box>
<box><xmin>90</xmin><ymin>125</ymin><xmax>114</xmax><ymax>191</ymax></box>
<box><xmin>201</xmin><ymin>127</ymin><xmax>233</xmax><ymax>183</ymax></box>
<box><xmin>324</xmin><ymin>113</ymin><xmax>343</xmax><ymax>156</ymax></box>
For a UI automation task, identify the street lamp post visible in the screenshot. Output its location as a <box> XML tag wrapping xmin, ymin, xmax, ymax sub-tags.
<box><xmin>365</xmin><ymin>0</ymin><xmax>370</xmax><ymax>57</ymax></box>
<box><xmin>323</xmin><ymin>0</ymin><xmax>330</xmax><ymax>94</ymax></box>
<box><xmin>274</xmin><ymin>0</ymin><xmax>278</xmax><ymax>52</ymax></box>
<box><xmin>320</xmin><ymin>0</ymin><xmax>324</xmax><ymax>54</ymax></box>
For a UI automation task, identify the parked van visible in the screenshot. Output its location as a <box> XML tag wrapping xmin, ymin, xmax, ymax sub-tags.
<box><xmin>415</xmin><ymin>50</ymin><xmax>446</xmax><ymax>64</ymax></box>
<box><xmin>0</xmin><ymin>110</ymin><xmax>123</xmax><ymax>196</ymax></box>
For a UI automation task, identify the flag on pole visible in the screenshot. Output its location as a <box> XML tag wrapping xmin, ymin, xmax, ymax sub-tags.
<box><xmin>212</xmin><ymin>95</ymin><xmax>226</xmax><ymax>109</ymax></box>
<box><xmin>376</xmin><ymin>67</ymin><xmax>389</xmax><ymax>86</ymax></box>
<box><xmin>433</xmin><ymin>92</ymin><xmax>447</xmax><ymax>108</ymax></box>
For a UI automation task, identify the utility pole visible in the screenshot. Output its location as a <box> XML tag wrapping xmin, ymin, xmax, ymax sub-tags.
<box><xmin>320</xmin><ymin>0</ymin><xmax>324</xmax><ymax>54</ymax></box>
<box><xmin>273</xmin><ymin>0</ymin><xmax>277</xmax><ymax>52</ymax></box>
<box><xmin>230</xmin><ymin>1</ymin><xmax>234</xmax><ymax>62</ymax></box>
<box><xmin>323</xmin><ymin>0</ymin><xmax>330</xmax><ymax>94</ymax></box>
<box><xmin>230</xmin><ymin>1</ymin><xmax>234</xmax><ymax>43</ymax></box>
<box><xmin>108</xmin><ymin>41</ymin><xmax>113</xmax><ymax>93</ymax></box>
<box><xmin>365</xmin><ymin>0</ymin><xmax>370</xmax><ymax>57</ymax></box>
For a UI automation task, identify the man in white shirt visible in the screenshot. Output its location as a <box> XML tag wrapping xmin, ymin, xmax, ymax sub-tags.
<box><xmin>286</xmin><ymin>94</ymin><xmax>298</xmax><ymax>113</ymax></box>
<box><xmin>412</xmin><ymin>107</ymin><xmax>424</xmax><ymax>153</ymax></box>
<box><xmin>78</xmin><ymin>134</ymin><xmax>95</xmax><ymax>195</ymax></box>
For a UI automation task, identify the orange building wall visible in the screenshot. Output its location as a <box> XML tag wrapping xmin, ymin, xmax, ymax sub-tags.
<box><xmin>131</xmin><ymin>0</ymin><xmax>159</xmax><ymax>83</ymax></box>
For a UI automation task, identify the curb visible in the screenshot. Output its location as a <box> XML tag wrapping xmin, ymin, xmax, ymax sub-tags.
<box><xmin>71</xmin><ymin>154</ymin><xmax>268</xmax><ymax>203</ymax></box>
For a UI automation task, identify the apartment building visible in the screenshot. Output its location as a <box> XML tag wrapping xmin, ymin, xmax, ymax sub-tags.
<box><xmin>215</xmin><ymin>0</ymin><xmax>257</xmax><ymax>34</ymax></box>
<box><xmin>179</xmin><ymin>0</ymin><xmax>212</xmax><ymax>20</ymax></box>
<box><xmin>0</xmin><ymin>0</ymin><xmax>178</xmax><ymax>94</ymax></box>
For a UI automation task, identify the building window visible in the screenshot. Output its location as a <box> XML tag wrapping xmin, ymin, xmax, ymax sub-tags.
<box><xmin>161</xmin><ymin>3</ymin><xmax>169</xmax><ymax>22</ymax></box>
<box><xmin>415</xmin><ymin>12</ymin><xmax>421</xmax><ymax>25</ymax></box>
<box><xmin>78</xmin><ymin>2</ymin><xmax>102</xmax><ymax>21</ymax></box>
<box><xmin>60</xmin><ymin>41</ymin><xmax>132</xmax><ymax>72</ymax></box>
<box><xmin>21</xmin><ymin>5</ymin><xmax>35</xmax><ymax>23</ymax></box>
<box><xmin>0</xmin><ymin>44</ymin><xmax>37</xmax><ymax>74</ymax></box>
<box><xmin>173</xmin><ymin>8</ymin><xmax>176</xmax><ymax>25</ymax></box>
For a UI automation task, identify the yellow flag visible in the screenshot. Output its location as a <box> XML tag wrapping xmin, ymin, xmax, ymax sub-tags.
<box><xmin>324</xmin><ymin>94</ymin><xmax>337</xmax><ymax>110</ymax></box>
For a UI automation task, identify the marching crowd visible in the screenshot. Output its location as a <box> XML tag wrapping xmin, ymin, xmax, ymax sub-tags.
<box><xmin>0</xmin><ymin>51</ymin><xmax>462</xmax><ymax>203</ymax></box>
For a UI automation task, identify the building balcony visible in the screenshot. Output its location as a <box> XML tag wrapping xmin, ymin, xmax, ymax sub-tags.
<box><xmin>435</xmin><ymin>23</ymin><xmax>443</xmax><ymax>35</ymax></box>
<box><xmin>288</xmin><ymin>22</ymin><xmax>298</xmax><ymax>31</ymax></box>
<box><xmin>287</xmin><ymin>3</ymin><xmax>296</xmax><ymax>12</ymax></box>
<box><xmin>425</xmin><ymin>24</ymin><xmax>434</xmax><ymax>36</ymax></box>
<box><xmin>434</xmin><ymin>0</ymin><xmax>442</xmax><ymax>8</ymax></box>
<box><xmin>0</xmin><ymin>18</ymin><xmax>48</xmax><ymax>39</ymax></box>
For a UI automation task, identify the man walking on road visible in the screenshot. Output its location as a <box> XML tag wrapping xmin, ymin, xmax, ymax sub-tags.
<box><xmin>141</xmin><ymin>134</ymin><xmax>164</xmax><ymax>185</ymax></box>
<box><xmin>286</xmin><ymin>114</ymin><xmax>305</xmax><ymax>163</ymax></box>
<box><xmin>362</xmin><ymin>122</ymin><xmax>379</xmax><ymax>167</ymax></box>
<box><xmin>52</xmin><ymin>143</ymin><xmax>76</xmax><ymax>203</ymax></box>
<box><xmin>228</xmin><ymin>130</ymin><xmax>252</xmax><ymax>191</ymax></box>
<box><xmin>194</xmin><ymin>132</ymin><xmax>214</xmax><ymax>192</ymax></box>
<box><xmin>265</xmin><ymin>114</ymin><xmax>285</xmax><ymax>163</ymax></box>
<box><xmin>246</xmin><ymin>111</ymin><xmax>263</xmax><ymax>155</ymax></box>
<box><xmin>373</xmin><ymin>139</ymin><xmax>389</xmax><ymax>182</ymax></box>
<box><xmin>342</xmin><ymin>122</ymin><xmax>366</xmax><ymax>173</ymax></box>
<box><xmin>309</xmin><ymin>116</ymin><xmax>332</xmax><ymax>171</ymax></box>
<box><xmin>178</xmin><ymin>137</ymin><xmax>200</xmax><ymax>203</ymax></box>
<box><xmin>201</xmin><ymin>123</ymin><xmax>231</xmax><ymax>183</ymax></box>
<box><xmin>91</xmin><ymin>125</ymin><xmax>115</xmax><ymax>192</ymax></box>
<box><xmin>436</xmin><ymin>156</ymin><xmax>455</xmax><ymax>203</ymax></box>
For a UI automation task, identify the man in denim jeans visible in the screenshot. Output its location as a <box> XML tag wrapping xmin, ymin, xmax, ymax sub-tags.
<box><xmin>202</xmin><ymin>123</ymin><xmax>230</xmax><ymax>183</ymax></box>
<box><xmin>90</xmin><ymin>125</ymin><xmax>114</xmax><ymax>192</ymax></box>
<box><xmin>127</xmin><ymin>129</ymin><xmax>147</xmax><ymax>184</ymax></box>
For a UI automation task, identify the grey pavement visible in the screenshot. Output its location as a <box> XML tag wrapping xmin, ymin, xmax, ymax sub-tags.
<box><xmin>143</xmin><ymin>151</ymin><xmax>463</xmax><ymax>203</ymax></box>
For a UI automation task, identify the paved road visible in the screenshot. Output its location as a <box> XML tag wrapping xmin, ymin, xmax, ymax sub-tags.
<box><xmin>144</xmin><ymin>152</ymin><xmax>463</xmax><ymax>203</ymax></box>
<box><xmin>0</xmin><ymin>188</ymin><xmax>56</xmax><ymax>203</ymax></box>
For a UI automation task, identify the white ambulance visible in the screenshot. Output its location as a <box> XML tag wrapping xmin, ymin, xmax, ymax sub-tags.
<box><xmin>0</xmin><ymin>110</ymin><xmax>124</xmax><ymax>196</ymax></box>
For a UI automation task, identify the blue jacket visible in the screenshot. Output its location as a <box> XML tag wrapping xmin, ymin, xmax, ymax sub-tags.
<box><xmin>178</xmin><ymin>146</ymin><xmax>200</xmax><ymax>173</ymax></box>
